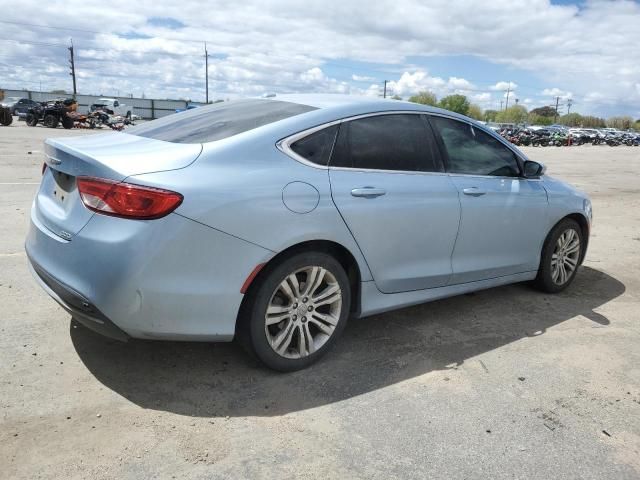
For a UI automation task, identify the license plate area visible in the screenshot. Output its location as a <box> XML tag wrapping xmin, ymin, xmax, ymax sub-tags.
<box><xmin>52</xmin><ymin>170</ymin><xmax>75</xmax><ymax>204</ymax></box>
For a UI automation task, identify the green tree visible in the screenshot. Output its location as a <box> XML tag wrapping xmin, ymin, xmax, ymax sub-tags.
<box><xmin>581</xmin><ymin>116</ymin><xmax>606</xmax><ymax>128</ymax></box>
<box><xmin>438</xmin><ymin>94</ymin><xmax>470</xmax><ymax>115</ymax></box>
<box><xmin>408</xmin><ymin>91</ymin><xmax>438</xmax><ymax>106</ymax></box>
<box><xmin>495</xmin><ymin>105</ymin><xmax>528</xmax><ymax>124</ymax></box>
<box><xmin>530</xmin><ymin>106</ymin><xmax>556</xmax><ymax>118</ymax></box>
<box><xmin>607</xmin><ymin>116</ymin><xmax>634</xmax><ymax>130</ymax></box>
<box><xmin>484</xmin><ymin>109</ymin><xmax>499</xmax><ymax>122</ymax></box>
<box><xmin>467</xmin><ymin>103</ymin><xmax>484</xmax><ymax>120</ymax></box>
<box><xmin>528</xmin><ymin>114</ymin><xmax>553</xmax><ymax>126</ymax></box>
<box><xmin>558</xmin><ymin>113</ymin><xmax>584</xmax><ymax>127</ymax></box>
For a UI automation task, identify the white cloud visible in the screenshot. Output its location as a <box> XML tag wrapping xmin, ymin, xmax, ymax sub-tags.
<box><xmin>541</xmin><ymin>88</ymin><xmax>573</xmax><ymax>99</ymax></box>
<box><xmin>490</xmin><ymin>81</ymin><xmax>518</xmax><ymax>91</ymax></box>
<box><xmin>447</xmin><ymin>77</ymin><xmax>475</xmax><ymax>90</ymax></box>
<box><xmin>352</xmin><ymin>74</ymin><xmax>375</xmax><ymax>82</ymax></box>
<box><xmin>1</xmin><ymin>0</ymin><xmax>639</xmax><ymax>116</ymax></box>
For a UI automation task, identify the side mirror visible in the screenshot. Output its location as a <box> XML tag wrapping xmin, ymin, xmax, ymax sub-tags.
<box><xmin>523</xmin><ymin>160</ymin><xmax>546</xmax><ymax>178</ymax></box>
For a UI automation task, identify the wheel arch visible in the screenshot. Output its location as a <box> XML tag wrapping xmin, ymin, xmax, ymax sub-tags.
<box><xmin>544</xmin><ymin>213</ymin><xmax>590</xmax><ymax>265</ymax></box>
<box><xmin>565</xmin><ymin>212</ymin><xmax>590</xmax><ymax>264</ymax></box>
<box><xmin>236</xmin><ymin>239</ymin><xmax>362</xmax><ymax>334</ymax></box>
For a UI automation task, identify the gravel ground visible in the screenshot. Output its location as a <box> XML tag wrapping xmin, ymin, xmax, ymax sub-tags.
<box><xmin>1</xmin><ymin>121</ymin><xmax>639</xmax><ymax>479</ymax></box>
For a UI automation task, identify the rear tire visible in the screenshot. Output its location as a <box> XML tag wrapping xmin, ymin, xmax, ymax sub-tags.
<box><xmin>533</xmin><ymin>218</ymin><xmax>584</xmax><ymax>293</ymax></box>
<box><xmin>237</xmin><ymin>252</ymin><xmax>351</xmax><ymax>371</ymax></box>
<box><xmin>0</xmin><ymin>108</ymin><xmax>12</xmax><ymax>126</ymax></box>
<box><xmin>43</xmin><ymin>114</ymin><xmax>59</xmax><ymax>128</ymax></box>
<box><xmin>62</xmin><ymin>115</ymin><xmax>74</xmax><ymax>129</ymax></box>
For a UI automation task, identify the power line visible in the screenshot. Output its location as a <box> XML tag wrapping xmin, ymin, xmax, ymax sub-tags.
<box><xmin>0</xmin><ymin>20</ymin><xmax>107</xmax><ymax>35</ymax></box>
<box><xmin>0</xmin><ymin>37</ymin><xmax>67</xmax><ymax>48</ymax></box>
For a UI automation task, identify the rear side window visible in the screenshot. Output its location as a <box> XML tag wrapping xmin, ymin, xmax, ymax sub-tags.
<box><xmin>128</xmin><ymin>99</ymin><xmax>316</xmax><ymax>144</ymax></box>
<box><xmin>290</xmin><ymin>125</ymin><xmax>339</xmax><ymax>166</ymax></box>
<box><xmin>330</xmin><ymin>114</ymin><xmax>441</xmax><ymax>172</ymax></box>
<box><xmin>430</xmin><ymin>116</ymin><xmax>520</xmax><ymax>177</ymax></box>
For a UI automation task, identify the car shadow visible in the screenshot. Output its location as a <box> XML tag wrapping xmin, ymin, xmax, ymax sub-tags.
<box><xmin>71</xmin><ymin>266</ymin><xmax>624</xmax><ymax>417</ymax></box>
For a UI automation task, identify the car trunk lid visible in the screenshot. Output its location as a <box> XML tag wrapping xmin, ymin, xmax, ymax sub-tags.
<box><xmin>36</xmin><ymin>133</ymin><xmax>202</xmax><ymax>240</ymax></box>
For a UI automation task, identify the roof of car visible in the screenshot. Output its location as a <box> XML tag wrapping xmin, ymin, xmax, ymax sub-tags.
<box><xmin>271</xmin><ymin>93</ymin><xmax>465</xmax><ymax>119</ymax></box>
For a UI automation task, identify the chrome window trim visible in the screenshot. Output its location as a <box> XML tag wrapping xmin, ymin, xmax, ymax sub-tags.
<box><xmin>277</xmin><ymin>109</ymin><xmax>529</xmax><ymax>178</ymax></box>
<box><xmin>330</xmin><ymin>166</ymin><xmax>448</xmax><ymax>177</ymax></box>
<box><xmin>447</xmin><ymin>172</ymin><xmax>542</xmax><ymax>181</ymax></box>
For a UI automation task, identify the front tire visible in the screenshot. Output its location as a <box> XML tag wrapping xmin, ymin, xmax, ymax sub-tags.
<box><xmin>26</xmin><ymin>113</ymin><xmax>38</xmax><ymax>126</ymax></box>
<box><xmin>238</xmin><ymin>252</ymin><xmax>351</xmax><ymax>371</ymax></box>
<box><xmin>534</xmin><ymin>218</ymin><xmax>584</xmax><ymax>293</ymax></box>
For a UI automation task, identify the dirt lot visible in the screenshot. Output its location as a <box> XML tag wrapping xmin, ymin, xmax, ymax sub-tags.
<box><xmin>1</xmin><ymin>121</ymin><xmax>639</xmax><ymax>479</ymax></box>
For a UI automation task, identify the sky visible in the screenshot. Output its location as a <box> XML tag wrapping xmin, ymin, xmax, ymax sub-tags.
<box><xmin>1</xmin><ymin>0</ymin><xmax>639</xmax><ymax>118</ymax></box>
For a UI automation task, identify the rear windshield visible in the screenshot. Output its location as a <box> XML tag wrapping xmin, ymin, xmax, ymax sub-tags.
<box><xmin>127</xmin><ymin>99</ymin><xmax>316</xmax><ymax>144</ymax></box>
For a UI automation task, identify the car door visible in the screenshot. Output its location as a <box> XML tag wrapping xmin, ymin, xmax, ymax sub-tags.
<box><xmin>428</xmin><ymin>115</ymin><xmax>549</xmax><ymax>284</ymax></box>
<box><xmin>328</xmin><ymin>113</ymin><xmax>461</xmax><ymax>293</ymax></box>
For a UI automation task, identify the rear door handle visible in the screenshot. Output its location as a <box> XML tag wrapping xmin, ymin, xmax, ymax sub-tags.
<box><xmin>351</xmin><ymin>187</ymin><xmax>387</xmax><ymax>198</ymax></box>
<box><xmin>462</xmin><ymin>187</ymin><xmax>486</xmax><ymax>197</ymax></box>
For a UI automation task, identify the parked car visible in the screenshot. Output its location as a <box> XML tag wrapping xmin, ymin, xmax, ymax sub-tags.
<box><xmin>89</xmin><ymin>98</ymin><xmax>132</xmax><ymax>118</ymax></box>
<box><xmin>3</xmin><ymin>97</ymin><xmax>39</xmax><ymax>115</ymax></box>
<box><xmin>26</xmin><ymin>95</ymin><xmax>592</xmax><ymax>371</ymax></box>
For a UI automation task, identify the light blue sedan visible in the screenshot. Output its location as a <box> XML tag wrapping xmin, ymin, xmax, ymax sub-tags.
<box><xmin>26</xmin><ymin>94</ymin><xmax>592</xmax><ymax>371</ymax></box>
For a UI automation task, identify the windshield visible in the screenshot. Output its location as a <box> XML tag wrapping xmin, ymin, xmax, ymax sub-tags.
<box><xmin>127</xmin><ymin>99</ymin><xmax>316</xmax><ymax>144</ymax></box>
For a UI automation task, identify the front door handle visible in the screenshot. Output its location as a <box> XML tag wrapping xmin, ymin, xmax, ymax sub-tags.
<box><xmin>351</xmin><ymin>187</ymin><xmax>387</xmax><ymax>198</ymax></box>
<box><xmin>462</xmin><ymin>187</ymin><xmax>486</xmax><ymax>197</ymax></box>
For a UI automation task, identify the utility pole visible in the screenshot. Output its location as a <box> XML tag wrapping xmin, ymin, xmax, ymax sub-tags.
<box><xmin>68</xmin><ymin>39</ymin><xmax>77</xmax><ymax>97</ymax></box>
<box><xmin>567</xmin><ymin>98</ymin><xmax>573</xmax><ymax>114</ymax></box>
<box><xmin>383</xmin><ymin>80</ymin><xmax>388</xmax><ymax>98</ymax></box>
<box><xmin>505</xmin><ymin>82</ymin><xmax>511</xmax><ymax>110</ymax></box>
<box><xmin>554</xmin><ymin>96</ymin><xmax>560</xmax><ymax>123</ymax></box>
<box><xmin>500</xmin><ymin>100</ymin><xmax>504</xmax><ymax>111</ymax></box>
<box><xmin>204</xmin><ymin>42</ymin><xmax>209</xmax><ymax>104</ymax></box>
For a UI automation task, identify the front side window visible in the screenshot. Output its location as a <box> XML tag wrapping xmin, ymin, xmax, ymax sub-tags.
<box><xmin>330</xmin><ymin>114</ymin><xmax>441</xmax><ymax>172</ymax></box>
<box><xmin>127</xmin><ymin>99</ymin><xmax>317</xmax><ymax>144</ymax></box>
<box><xmin>430</xmin><ymin>116</ymin><xmax>520</xmax><ymax>177</ymax></box>
<box><xmin>290</xmin><ymin>125</ymin><xmax>339</xmax><ymax>166</ymax></box>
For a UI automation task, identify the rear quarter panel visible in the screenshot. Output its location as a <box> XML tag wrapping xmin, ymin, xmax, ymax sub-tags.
<box><xmin>129</xmin><ymin>128</ymin><xmax>374</xmax><ymax>282</ymax></box>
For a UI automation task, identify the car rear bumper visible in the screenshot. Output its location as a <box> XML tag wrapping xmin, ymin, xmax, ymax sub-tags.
<box><xmin>25</xmin><ymin>202</ymin><xmax>273</xmax><ymax>341</ymax></box>
<box><xmin>27</xmin><ymin>256</ymin><xmax>130</xmax><ymax>341</ymax></box>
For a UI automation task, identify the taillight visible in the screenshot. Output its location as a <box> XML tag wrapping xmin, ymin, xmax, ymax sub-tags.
<box><xmin>77</xmin><ymin>177</ymin><xmax>183</xmax><ymax>220</ymax></box>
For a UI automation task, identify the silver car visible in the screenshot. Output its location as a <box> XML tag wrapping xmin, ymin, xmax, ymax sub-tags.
<box><xmin>26</xmin><ymin>95</ymin><xmax>592</xmax><ymax>371</ymax></box>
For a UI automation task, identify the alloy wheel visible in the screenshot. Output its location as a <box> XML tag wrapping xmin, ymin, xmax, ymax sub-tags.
<box><xmin>265</xmin><ymin>266</ymin><xmax>342</xmax><ymax>359</ymax></box>
<box><xmin>551</xmin><ymin>228</ymin><xmax>580</xmax><ymax>285</ymax></box>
